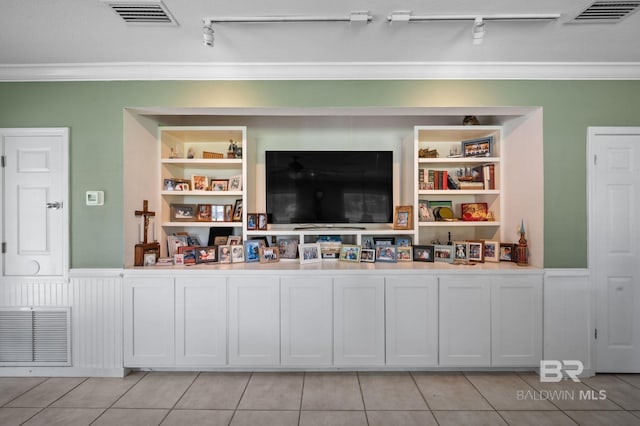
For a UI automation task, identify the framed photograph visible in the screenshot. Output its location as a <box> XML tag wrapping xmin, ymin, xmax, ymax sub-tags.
<box><xmin>454</xmin><ymin>241</ymin><xmax>469</xmax><ymax>261</ymax></box>
<box><xmin>434</xmin><ymin>245</ymin><xmax>454</xmax><ymax>263</ymax></box>
<box><xmin>257</xmin><ymin>213</ymin><xmax>268</xmax><ymax>230</ymax></box>
<box><xmin>462</xmin><ymin>136</ymin><xmax>493</xmax><ymax>158</ymax></box>
<box><xmin>163</xmin><ymin>179</ymin><xmax>176</xmax><ymax>191</ymax></box>
<box><xmin>247</xmin><ymin>213</ymin><xmax>257</xmax><ymax>230</ymax></box>
<box><xmin>210</xmin><ymin>179</ymin><xmax>228</xmax><ymax>191</ymax></box>
<box><xmin>375</xmin><ymin>244</ymin><xmax>397</xmax><ymax>263</ymax></box>
<box><xmin>227</xmin><ymin>235</ymin><xmax>242</xmax><ymax>245</ymax></box>
<box><xmin>244</xmin><ymin>240</ymin><xmax>261</xmax><ymax>262</ymax></box>
<box><xmin>259</xmin><ymin>246</ymin><xmax>280</xmax><ymax>263</ymax></box>
<box><xmin>232</xmin><ymin>199</ymin><xmax>243</xmax><ymax>221</ymax></box>
<box><xmin>197</xmin><ymin>204</ymin><xmax>213</xmax><ymax>221</ymax></box>
<box><xmin>339</xmin><ymin>245</ymin><xmax>361</xmax><ymax>262</ymax></box>
<box><xmin>393</xmin><ymin>205</ymin><xmax>413</xmax><ymax>230</ymax></box>
<box><xmin>396</xmin><ymin>246</ymin><xmax>413</xmax><ymax>261</ymax></box>
<box><xmin>224</xmin><ymin>204</ymin><xmax>233</xmax><ymax>222</ymax></box>
<box><xmin>461</xmin><ymin>202</ymin><xmax>489</xmax><ymax>221</ymax></box>
<box><xmin>230</xmin><ymin>245</ymin><xmax>245</xmax><ymax>263</ymax></box>
<box><xmin>361</xmin><ymin>236</ymin><xmax>375</xmax><ymax>249</ymax></box>
<box><xmin>229</xmin><ymin>175</ymin><xmax>243</xmax><ymax>191</ymax></box>
<box><xmin>178</xmin><ymin>246</ymin><xmax>197</xmax><ymax>264</ymax></box>
<box><xmin>418</xmin><ymin>201</ymin><xmax>434</xmax><ymax>222</ymax></box>
<box><xmin>218</xmin><ymin>245</ymin><xmax>231</xmax><ymax>264</ymax></box>
<box><xmin>191</xmin><ymin>175</ymin><xmax>208</xmax><ymax>191</ymax></box>
<box><xmin>413</xmin><ymin>245</ymin><xmax>435</xmax><ymax>262</ymax></box>
<box><xmin>319</xmin><ymin>242</ymin><xmax>341</xmax><ymax>260</ymax></box>
<box><xmin>277</xmin><ymin>238</ymin><xmax>299</xmax><ymax>259</ymax></box>
<box><xmin>373</xmin><ymin>237</ymin><xmax>394</xmax><ymax>246</ymax></box>
<box><xmin>395</xmin><ymin>237</ymin><xmax>411</xmax><ymax>247</ymax></box>
<box><xmin>483</xmin><ymin>240</ymin><xmax>499</xmax><ymax>262</ymax></box>
<box><xmin>171</xmin><ymin>204</ymin><xmax>197</xmax><ymax>222</ymax></box>
<box><xmin>213</xmin><ymin>236</ymin><xmax>228</xmax><ymax>246</ymax></box>
<box><xmin>195</xmin><ymin>246</ymin><xmax>218</xmax><ymax>263</ymax></box>
<box><xmin>500</xmin><ymin>243</ymin><xmax>517</xmax><ymax>262</ymax></box>
<box><xmin>299</xmin><ymin>243</ymin><xmax>321</xmax><ymax>264</ymax></box>
<box><xmin>173</xmin><ymin>253</ymin><xmax>184</xmax><ymax>265</ymax></box>
<box><xmin>468</xmin><ymin>241</ymin><xmax>484</xmax><ymax>262</ymax></box>
<box><xmin>143</xmin><ymin>252</ymin><xmax>156</xmax><ymax>266</ymax></box>
<box><xmin>360</xmin><ymin>248</ymin><xmax>376</xmax><ymax>263</ymax></box>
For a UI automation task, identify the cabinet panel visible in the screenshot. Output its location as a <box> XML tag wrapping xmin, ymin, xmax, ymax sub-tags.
<box><xmin>228</xmin><ymin>276</ymin><xmax>280</xmax><ymax>365</ymax></box>
<box><xmin>124</xmin><ymin>277</ymin><xmax>175</xmax><ymax>367</ymax></box>
<box><xmin>439</xmin><ymin>276</ymin><xmax>491</xmax><ymax>366</ymax></box>
<box><xmin>334</xmin><ymin>276</ymin><xmax>385</xmax><ymax>366</ymax></box>
<box><xmin>175</xmin><ymin>277</ymin><xmax>227</xmax><ymax>366</ymax></box>
<box><xmin>386</xmin><ymin>276</ymin><xmax>438</xmax><ymax>366</ymax></box>
<box><xmin>281</xmin><ymin>277</ymin><xmax>333</xmax><ymax>366</ymax></box>
<box><xmin>492</xmin><ymin>275</ymin><xmax>542</xmax><ymax>366</ymax></box>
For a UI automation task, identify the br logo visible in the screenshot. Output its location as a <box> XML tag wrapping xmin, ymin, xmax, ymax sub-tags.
<box><xmin>539</xmin><ymin>360</ymin><xmax>584</xmax><ymax>382</ymax></box>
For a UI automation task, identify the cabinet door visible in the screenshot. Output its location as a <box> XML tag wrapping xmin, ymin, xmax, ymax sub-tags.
<box><xmin>124</xmin><ymin>277</ymin><xmax>175</xmax><ymax>367</ymax></box>
<box><xmin>175</xmin><ymin>277</ymin><xmax>227</xmax><ymax>366</ymax></box>
<box><xmin>228</xmin><ymin>276</ymin><xmax>280</xmax><ymax>365</ymax></box>
<box><xmin>386</xmin><ymin>276</ymin><xmax>438</xmax><ymax>366</ymax></box>
<box><xmin>492</xmin><ymin>275</ymin><xmax>542</xmax><ymax>366</ymax></box>
<box><xmin>281</xmin><ymin>277</ymin><xmax>333</xmax><ymax>366</ymax></box>
<box><xmin>439</xmin><ymin>276</ymin><xmax>491</xmax><ymax>366</ymax></box>
<box><xmin>334</xmin><ymin>276</ymin><xmax>385</xmax><ymax>366</ymax></box>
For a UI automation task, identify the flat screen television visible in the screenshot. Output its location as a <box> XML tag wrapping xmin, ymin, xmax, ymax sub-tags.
<box><xmin>265</xmin><ymin>151</ymin><xmax>393</xmax><ymax>225</ymax></box>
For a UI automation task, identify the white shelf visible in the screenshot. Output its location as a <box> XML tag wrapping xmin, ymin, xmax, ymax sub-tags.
<box><xmin>163</xmin><ymin>222</ymin><xmax>243</xmax><ymax>228</ymax></box>
<box><xmin>418</xmin><ymin>157</ymin><xmax>500</xmax><ymax>165</ymax></box>
<box><xmin>419</xmin><ymin>221</ymin><xmax>501</xmax><ymax>227</ymax></box>
<box><xmin>419</xmin><ymin>190</ymin><xmax>499</xmax><ymax>196</ymax></box>
<box><xmin>161</xmin><ymin>190</ymin><xmax>243</xmax><ymax>197</ymax></box>
<box><xmin>161</xmin><ymin>158</ymin><xmax>243</xmax><ymax>165</ymax></box>
<box><xmin>247</xmin><ymin>227</ymin><xmax>414</xmax><ymax>237</ymax></box>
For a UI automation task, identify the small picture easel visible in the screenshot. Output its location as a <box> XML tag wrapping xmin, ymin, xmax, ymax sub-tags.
<box><xmin>134</xmin><ymin>200</ymin><xmax>161</xmax><ymax>266</ymax></box>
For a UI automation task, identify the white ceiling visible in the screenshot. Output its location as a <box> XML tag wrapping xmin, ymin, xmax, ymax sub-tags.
<box><xmin>1</xmin><ymin>0</ymin><xmax>639</xmax><ymax>80</ymax></box>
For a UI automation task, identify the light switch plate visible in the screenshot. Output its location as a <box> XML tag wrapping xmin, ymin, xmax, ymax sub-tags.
<box><xmin>86</xmin><ymin>190</ymin><xmax>104</xmax><ymax>206</ymax></box>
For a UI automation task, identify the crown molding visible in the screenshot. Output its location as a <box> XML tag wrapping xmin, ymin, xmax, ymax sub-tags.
<box><xmin>1</xmin><ymin>61</ymin><xmax>639</xmax><ymax>81</ymax></box>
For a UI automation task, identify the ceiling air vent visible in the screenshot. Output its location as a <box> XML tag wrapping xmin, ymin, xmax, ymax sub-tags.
<box><xmin>573</xmin><ymin>1</ymin><xmax>640</xmax><ymax>22</ymax></box>
<box><xmin>103</xmin><ymin>0</ymin><xmax>178</xmax><ymax>26</ymax></box>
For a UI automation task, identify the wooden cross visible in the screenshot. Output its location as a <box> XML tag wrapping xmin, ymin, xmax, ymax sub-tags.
<box><xmin>135</xmin><ymin>200</ymin><xmax>155</xmax><ymax>244</ymax></box>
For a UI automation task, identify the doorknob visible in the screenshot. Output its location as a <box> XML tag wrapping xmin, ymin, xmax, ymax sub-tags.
<box><xmin>46</xmin><ymin>201</ymin><xmax>62</xmax><ymax>210</ymax></box>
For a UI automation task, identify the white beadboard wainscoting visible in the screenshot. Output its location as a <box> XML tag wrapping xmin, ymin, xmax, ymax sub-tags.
<box><xmin>0</xmin><ymin>269</ymin><xmax>125</xmax><ymax>377</ymax></box>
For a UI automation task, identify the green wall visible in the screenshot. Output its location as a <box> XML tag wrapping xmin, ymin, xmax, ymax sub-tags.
<box><xmin>1</xmin><ymin>80</ymin><xmax>639</xmax><ymax>268</ymax></box>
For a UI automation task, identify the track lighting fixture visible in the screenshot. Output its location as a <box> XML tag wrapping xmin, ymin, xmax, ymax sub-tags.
<box><xmin>202</xmin><ymin>23</ymin><xmax>214</xmax><ymax>47</ymax></box>
<box><xmin>472</xmin><ymin>17</ymin><xmax>485</xmax><ymax>45</ymax></box>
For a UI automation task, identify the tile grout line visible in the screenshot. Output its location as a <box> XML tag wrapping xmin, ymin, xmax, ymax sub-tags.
<box><xmin>409</xmin><ymin>371</ymin><xmax>434</xmax><ymax>411</ymax></box>
<box><xmin>227</xmin><ymin>371</ymin><xmax>253</xmax><ymax>426</ymax></box>
<box><xmin>614</xmin><ymin>375</ymin><xmax>640</xmax><ymax>391</ymax></box>
<box><xmin>355</xmin><ymin>372</ymin><xmax>370</xmax><ymax>426</ymax></box>
<box><xmin>89</xmin><ymin>371</ymin><xmax>148</xmax><ymax>425</ymax></box>
<box><xmin>462</xmin><ymin>372</ymin><xmax>506</xmax><ymax>424</ymax></box>
<box><xmin>156</xmin><ymin>371</ymin><xmax>202</xmax><ymax>425</ymax></box>
<box><xmin>297</xmin><ymin>372</ymin><xmax>305</xmax><ymax>426</ymax></box>
<box><xmin>580</xmin><ymin>375</ymin><xmax>628</xmax><ymax>411</ymax></box>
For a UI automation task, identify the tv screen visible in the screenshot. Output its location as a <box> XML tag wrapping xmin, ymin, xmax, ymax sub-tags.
<box><xmin>265</xmin><ymin>151</ymin><xmax>393</xmax><ymax>224</ymax></box>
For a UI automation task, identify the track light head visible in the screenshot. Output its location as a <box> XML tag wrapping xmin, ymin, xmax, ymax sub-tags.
<box><xmin>472</xmin><ymin>17</ymin><xmax>485</xmax><ymax>45</ymax></box>
<box><xmin>203</xmin><ymin>22</ymin><xmax>214</xmax><ymax>47</ymax></box>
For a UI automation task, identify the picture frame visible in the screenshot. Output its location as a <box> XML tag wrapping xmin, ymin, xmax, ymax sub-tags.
<box><xmin>174</xmin><ymin>179</ymin><xmax>191</xmax><ymax>191</ymax></box>
<box><xmin>257</xmin><ymin>213</ymin><xmax>268</xmax><ymax>230</ymax></box>
<box><xmin>163</xmin><ymin>178</ymin><xmax>176</xmax><ymax>191</ymax></box>
<box><xmin>393</xmin><ymin>205</ymin><xmax>413</xmax><ymax>230</ymax></box>
<box><xmin>500</xmin><ymin>243</ymin><xmax>517</xmax><ymax>262</ymax></box>
<box><xmin>375</xmin><ymin>244</ymin><xmax>397</xmax><ymax>263</ymax></box>
<box><xmin>277</xmin><ymin>238</ymin><xmax>299</xmax><ymax>259</ymax></box>
<box><xmin>299</xmin><ymin>243</ymin><xmax>321</xmax><ymax>264</ymax></box>
<box><xmin>177</xmin><ymin>246</ymin><xmax>197</xmax><ymax>264</ymax></box>
<box><xmin>143</xmin><ymin>252</ymin><xmax>156</xmax><ymax>266</ymax></box>
<box><xmin>224</xmin><ymin>204</ymin><xmax>233</xmax><ymax>222</ymax></box>
<box><xmin>395</xmin><ymin>237</ymin><xmax>411</xmax><ymax>247</ymax></box>
<box><xmin>218</xmin><ymin>245</ymin><xmax>231</xmax><ymax>264</ymax></box>
<box><xmin>434</xmin><ymin>245</ymin><xmax>454</xmax><ymax>263</ymax></box>
<box><xmin>461</xmin><ymin>202</ymin><xmax>489</xmax><ymax>221</ymax></box>
<box><xmin>396</xmin><ymin>246</ymin><xmax>413</xmax><ymax>261</ymax></box>
<box><xmin>197</xmin><ymin>204</ymin><xmax>213</xmax><ymax>221</ymax></box>
<box><xmin>418</xmin><ymin>201</ymin><xmax>434</xmax><ymax>222</ymax></box>
<box><xmin>227</xmin><ymin>235</ymin><xmax>242</xmax><ymax>245</ymax></box>
<box><xmin>244</xmin><ymin>240</ymin><xmax>261</xmax><ymax>262</ymax></box>
<box><xmin>454</xmin><ymin>241</ymin><xmax>469</xmax><ymax>261</ymax></box>
<box><xmin>191</xmin><ymin>175</ymin><xmax>208</xmax><ymax>191</ymax></box>
<box><xmin>232</xmin><ymin>199</ymin><xmax>243</xmax><ymax>221</ymax></box>
<box><xmin>339</xmin><ymin>245</ymin><xmax>361</xmax><ymax>262</ymax></box>
<box><xmin>413</xmin><ymin>245</ymin><xmax>435</xmax><ymax>262</ymax></box>
<box><xmin>483</xmin><ymin>240</ymin><xmax>499</xmax><ymax>262</ymax></box>
<box><xmin>319</xmin><ymin>242</ymin><xmax>341</xmax><ymax>260</ymax></box>
<box><xmin>259</xmin><ymin>246</ymin><xmax>280</xmax><ymax>263</ymax></box>
<box><xmin>171</xmin><ymin>204</ymin><xmax>197</xmax><ymax>222</ymax></box>
<box><xmin>360</xmin><ymin>248</ymin><xmax>376</xmax><ymax>263</ymax></box>
<box><xmin>361</xmin><ymin>236</ymin><xmax>375</xmax><ymax>249</ymax></box>
<box><xmin>210</xmin><ymin>179</ymin><xmax>228</xmax><ymax>191</ymax></box>
<box><xmin>195</xmin><ymin>246</ymin><xmax>218</xmax><ymax>263</ymax></box>
<box><xmin>173</xmin><ymin>253</ymin><xmax>184</xmax><ymax>265</ymax></box>
<box><xmin>247</xmin><ymin>213</ymin><xmax>257</xmax><ymax>230</ymax></box>
<box><xmin>230</xmin><ymin>245</ymin><xmax>245</xmax><ymax>263</ymax></box>
<box><xmin>213</xmin><ymin>236</ymin><xmax>228</xmax><ymax>246</ymax></box>
<box><xmin>228</xmin><ymin>175</ymin><xmax>243</xmax><ymax>191</ymax></box>
<box><xmin>468</xmin><ymin>241</ymin><xmax>485</xmax><ymax>262</ymax></box>
<box><xmin>462</xmin><ymin>136</ymin><xmax>493</xmax><ymax>158</ymax></box>
<box><xmin>373</xmin><ymin>237</ymin><xmax>394</xmax><ymax>246</ymax></box>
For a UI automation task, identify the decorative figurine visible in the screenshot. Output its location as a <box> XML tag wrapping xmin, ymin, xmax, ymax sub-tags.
<box><xmin>516</xmin><ymin>220</ymin><xmax>529</xmax><ymax>266</ymax></box>
<box><xmin>463</xmin><ymin>115</ymin><xmax>480</xmax><ymax>125</ymax></box>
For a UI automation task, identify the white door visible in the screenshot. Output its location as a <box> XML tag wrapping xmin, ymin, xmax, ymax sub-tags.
<box><xmin>1</xmin><ymin>128</ymin><xmax>68</xmax><ymax>277</ymax></box>
<box><xmin>589</xmin><ymin>127</ymin><xmax>640</xmax><ymax>372</ymax></box>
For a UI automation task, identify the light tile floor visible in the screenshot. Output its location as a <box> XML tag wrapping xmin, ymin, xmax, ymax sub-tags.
<box><xmin>1</xmin><ymin>372</ymin><xmax>639</xmax><ymax>425</ymax></box>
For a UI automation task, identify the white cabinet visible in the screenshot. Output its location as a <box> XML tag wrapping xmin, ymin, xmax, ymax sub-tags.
<box><xmin>439</xmin><ymin>276</ymin><xmax>492</xmax><ymax>366</ymax></box>
<box><xmin>334</xmin><ymin>276</ymin><xmax>385</xmax><ymax>366</ymax></box>
<box><xmin>124</xmin><ymin>277</ymin><xmax>175</xmax><ymax>367</ymax></box>
<box><xmin>281</xmin><ymin>277</ymin><xmax>333</xmax><ymax>366</ymax></box>
<box><xmin>228</xmin><ymin>276</ymin><xmax>280</xmax><ymax>365</ymax></box>
<box><xmin>175</xmin><ymin>277</ymin><xmax>227</xmax><ymax>366</ymax></box>
<box><xmin>386</xmin><ymin>276</ymin><xmax>438</xmax><ymax>366</ymax></box>
<box><xmin>492</xmin><ymin>274</ymin><xmax>542</xmax><ymax>366</ymax></box>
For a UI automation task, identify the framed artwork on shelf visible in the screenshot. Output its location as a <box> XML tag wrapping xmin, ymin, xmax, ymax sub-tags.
<box><xmin>360</xmin><ymin>248</ymin><xmax>375</xmax><ymax>263</ymax></box>
<box><xmin>395</xmin><ymin>237</ymin><xmax>412</xmax><ymax>247</ymax></box>
<box><xmin>393</xmin><ymin>205</ymin><xmax>413</xmax><ymax>230</ymax></box>
<box><xmin>483</xmin><ymin>240</ymin><xmax>499</xmax><ymax>262</ymax></box>
<box><xmin>396</xmin><ymin>246</ymin><xmax>413</xmax><ymax>261</ymax></box>
<box><xmin>454</xmin><ymin>241</ymin><xmax>468</xmax><ymax>261</ymax></box>
<box><xmin>461</xmin><ymin>203</ymin><xmax>489</xmax><ymax>221</ymax></box>
<box><xmin>232</xmin><ymin>199</ymin><xmax>243</xmax><ymax>221</ymax></box>
<box><xmin>277</xmin><ymin>238</ymin><xmax>299</xmax><ymax>259</ymax></box>
<box><xmin>218</xmin><ymin>245</ymin><xmax>231</xmax><ymax>264</ymax></box>
<box><xmin>210</xmin><ymin>179</ymin><xmax>228</xmax><ymax>191</ymax></box>
<box><xmin>418</xmin><ymin>201</ymin><xmax>434</xmax><ymax>222</ymax></box>
<box><xmin>434</xmin><ymin>245</ymin><xmax>454</xmax><ymax>263</ymax></box>
<box><xmin>257</xmin><ymin>213</ymin><xmax>268</xmax><ymax>230</ymax></box>
<box><xmin>462</xmin><ymin>136</ymin><xmax>493</xmax><ymax>158</ymax></box>
<box><xmin>177</xmin><ymin>246</ymin><xmax>197</xmax><ymax>264</ymax></box>
<box><xmin>259</xmin><ymin>246</ymin><xmax>280</xmax><ymax>263</ymax></box>
<box><xmin>373</xmin><ymin>237</ymin><xmax>394</xmax><ymax>246</ymax></box>
<box><xmin>229</xmin><ymin>175</ymin><xmax>243</xmax><ymax>191</ymax></box>
<box><xmin>170</xmin><ymin>204</ymin><xmax>197</xmax><ymax>222</ymax></box>
<box><xmin>299</xmin><ymin>243</ymin><xmax>321</xmax><ymax>264</ymax></box>
<box><xmin>195</xmin><ymin>246</ymin><xmax>218</xmax><ymax>263</ymax></box>
<box><xmin>500</xmin><ymin>243</ymin><xmax>517</xmax><ymax>262</ymax></box>
<box><xmin>339</xmin><ymin>245</ymin><xmax>361</xmax><ymax>262</ymax></box>
<box><xmin>197</xmin><ymin>204</ymin><xmax>213</xmax><ymax>221</ymax></box>
<box><xmin>213</xmin><ymin>236</ymin><xmax>228</xmax><ymax>246</ymax></box>
<box><xmin>247</xmin><ymin>213</ymin><xmax>257</xmax><ymax>230</ymax></box>
<box><xmin>375</xmin><ymin>245</ymin><xmax>397</xmax><ymax>263</ymax></box>
<box><xmin>191</xmin><ymin>175</ymin><xmax>208</xmax><ymax>191</ymax></box>
<box><xmin>413</xmin><ymin>245</ymin><xmax>435</xmax><ymax>262</ymax></box>
<box><xmin>468</xmin><ymin>241</ymin><xmax>484</xmax><ymax>262</ymax></box>
<box><xmin>244</xmin><ymin>240</ymin><xmax>261</xmax><ymax>262</ymax></box>
<box><xmin>227</xmin><ymin>235</ymin><xmax>242</xmax><ymax>245</ymax></box>
<box><xmin>230</xmin><ymin>245</ymin><xmax>245</xmax><ymax>263</ymax></box>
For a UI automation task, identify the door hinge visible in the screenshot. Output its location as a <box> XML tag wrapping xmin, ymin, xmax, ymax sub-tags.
<box><xmin>1</xmin><ymin>155</ymin><xmax>5</xmax><ymax>168</ymax></box>
<box><xmin>1</xmin><ymin>242</ymin><xmax>5</xmax><ymax>254</ymax></box>
<box><xmin>595</xmin><ymin>328</ymin><xmax>598</xmax><ymax>339</ymax></box>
